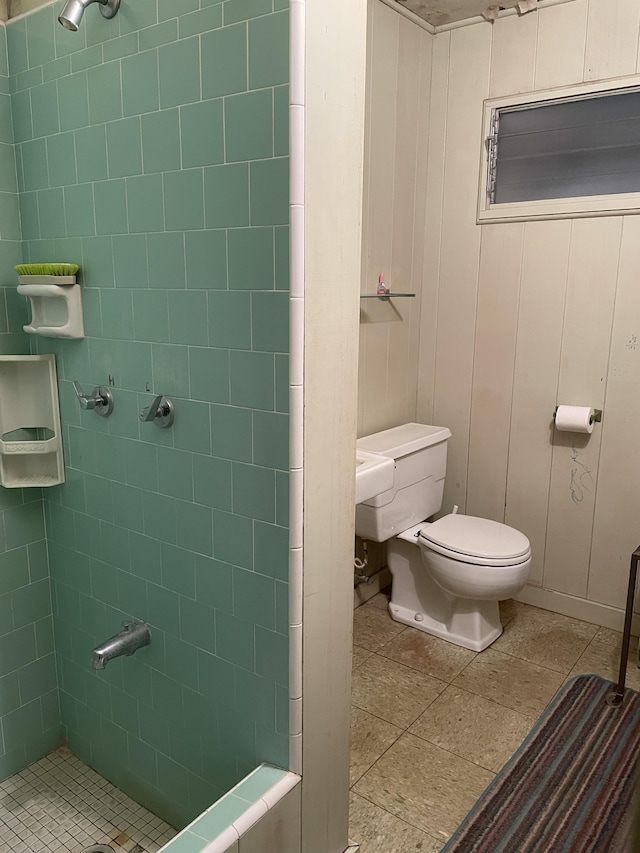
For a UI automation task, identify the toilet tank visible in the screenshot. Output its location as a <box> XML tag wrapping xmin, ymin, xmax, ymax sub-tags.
<box><xmin>355</xmin><ymin>423</ymin><xmax>451</xmax><ymax>542</ymax></box>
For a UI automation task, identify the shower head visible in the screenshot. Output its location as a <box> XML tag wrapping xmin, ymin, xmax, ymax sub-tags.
<box><xmin>58</xmin><ymin>0</ymin><xmax>120</xmax><ymax>31</ymax></box>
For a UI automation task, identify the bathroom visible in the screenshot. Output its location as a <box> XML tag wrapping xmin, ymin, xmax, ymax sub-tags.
<box><xmin>355</xmin><ymin>0</ymin><xmax>640</xmax><ymax>619</ymax></box>
<box><xmin>0</xmin><ymin>1</ymin><xmax>638</xmax><ymax>853</ymax></box>
<box><xmin>348</xmin><ymin>0</ymin><xmax>640</xmax><ymax>847</ymax></box>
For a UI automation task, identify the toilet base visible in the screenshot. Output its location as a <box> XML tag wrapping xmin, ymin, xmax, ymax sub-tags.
<box><xmin>387</xmin><ymin>599</ymin><xmax>503</xmax><ymax>652</ymax></box>
<box><xmin>387</xmin><ymin>536</ymin><xmax>506</xmax><ymax>652</ymax></box>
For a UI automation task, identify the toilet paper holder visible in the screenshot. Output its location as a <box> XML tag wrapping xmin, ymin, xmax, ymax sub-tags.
<box><xmin>553</xmin><ymin>407</ymin><xmax>602</xmax><ymax>424</ymax></box>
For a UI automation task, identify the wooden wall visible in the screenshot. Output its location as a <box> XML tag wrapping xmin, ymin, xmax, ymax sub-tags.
<box><xmin>361</xmin><ymin>0</ymin><xmax>640</xmax><ymax>626</ymax></box>
<box><xmin>358</xmin><ymin>0</ymin><xmax>432</xmax><ymax>438</ymax></box>
<box><xmin>416</xmin><ymin>0</ymin><xmax>640</xmax><ymax>625</ymax></box>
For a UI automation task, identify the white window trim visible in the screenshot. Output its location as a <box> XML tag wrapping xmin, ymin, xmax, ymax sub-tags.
<box><xmin>477</xmin><ymin>74</ymin><xmax>640</xmax><ymax>224</ymax></box>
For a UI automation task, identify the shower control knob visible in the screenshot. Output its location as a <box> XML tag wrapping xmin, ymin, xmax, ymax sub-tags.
<box><xmin>72</xmin><ymin>381</ymin><xmax>114</xmax><ymax>417</ymax></box>
<box><xmin>139</xmin><ymin>394</ymin><xmax>174</xmax><ymax>428</ymax></box>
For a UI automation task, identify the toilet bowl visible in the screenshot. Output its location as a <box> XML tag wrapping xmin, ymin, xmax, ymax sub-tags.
<box><xmin>355</xmin><ymin>423</ymin><xmax>532</xmax><ymax>652</ymax></box>
<box><xmin>387</xmin><ymin>515</ymin><xmax>531</xmax><ymax>651</ymax></box>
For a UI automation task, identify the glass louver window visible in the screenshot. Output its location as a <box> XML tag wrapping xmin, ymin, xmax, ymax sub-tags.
<box><xmin>479</xmin><ymin>80</ymin><xmax>640</xmax><ymax>222</ymax></box>
<box><xmin>488</xmin><ymin>89</ymin><xmax>640</xmax><ymax>205</ymax></box>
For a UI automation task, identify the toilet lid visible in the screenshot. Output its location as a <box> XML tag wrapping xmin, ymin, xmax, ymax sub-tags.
<box><xmin>418</xmin><ymin>514</ymin><xmax>530</xmax><ymax>561</ymax></box>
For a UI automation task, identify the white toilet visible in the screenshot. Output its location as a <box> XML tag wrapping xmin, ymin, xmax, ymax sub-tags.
<box><xmin>355</xmin><ymin>423</ymin><xmax>531</xmax><ymax>652</ymax></box>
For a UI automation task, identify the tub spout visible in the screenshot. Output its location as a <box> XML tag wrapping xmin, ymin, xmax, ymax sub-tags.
<box><xmin>92</xmin><ymin>620</ymin><xmax>151</xmax><ymax>669</ymax></box>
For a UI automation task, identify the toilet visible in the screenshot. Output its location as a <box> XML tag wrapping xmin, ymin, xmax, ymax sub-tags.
<box><xmin>355</xmin><ymin>423</ymin><xmax>531</xmax><ymax>652</ymax></box>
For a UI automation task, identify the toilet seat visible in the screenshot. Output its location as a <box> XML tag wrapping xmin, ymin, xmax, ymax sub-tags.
<box><xmin>418</xmin><ymin>514</ymin><xmax>531</xmax><ymax>567</ymax></box>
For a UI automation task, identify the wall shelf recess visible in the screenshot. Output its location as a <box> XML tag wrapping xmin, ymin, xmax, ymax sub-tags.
<box><xmin>0</xmin><ymin>355</ymin><xmax>65</xmax><ymax>487</ymax></box>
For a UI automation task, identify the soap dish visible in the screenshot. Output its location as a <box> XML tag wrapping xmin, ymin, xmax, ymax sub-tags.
<box><xmin>17</xmin><ymin>279</ymin><xmax>84</xmax><ymax>339</ymax></box>
<box><xmin>17</xmin><ymin>275</ymin><xmax>77</xmax><ymax>286</ymax></box>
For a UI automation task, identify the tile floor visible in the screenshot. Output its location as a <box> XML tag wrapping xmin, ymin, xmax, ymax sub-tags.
<box><xmin>349</xmin><ymin>593</ymin><xmax>640</xmax><ymax>852</ymax></box>
<box><xmin>0</xmin><ymin>747</ymin><xmax>177</xmax><ymax>853</ymax></box>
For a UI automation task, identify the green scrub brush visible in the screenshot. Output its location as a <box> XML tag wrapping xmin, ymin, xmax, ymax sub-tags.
<box><xmin>15</xmin><ymin>263</ymin><xmax>79</xmax><ymax>276</ymax></box>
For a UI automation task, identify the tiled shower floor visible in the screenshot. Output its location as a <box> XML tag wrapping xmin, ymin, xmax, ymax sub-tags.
<box><xmin>0</xmin><ymin>747</ymin><xmax>177</xmax><ymax>853</ymax></box>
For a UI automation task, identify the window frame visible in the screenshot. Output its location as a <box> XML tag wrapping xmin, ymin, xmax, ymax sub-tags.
<box><xmin>477</xmin><ymin>75</ymin><xmax>640</xmax><ymax>224</ymax></box>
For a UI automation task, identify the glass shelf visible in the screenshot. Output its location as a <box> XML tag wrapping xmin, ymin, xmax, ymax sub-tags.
<box><xmin>360</xmin><ymin>291</ymin><xmax>416</xmax><ymax>301</ymax></box>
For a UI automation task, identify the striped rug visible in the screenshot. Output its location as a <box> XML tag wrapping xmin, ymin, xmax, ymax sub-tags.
<box><xmin>442</xmin><ymin>675</ymin><xmax>640</xmax><ymax>852</ymax></box>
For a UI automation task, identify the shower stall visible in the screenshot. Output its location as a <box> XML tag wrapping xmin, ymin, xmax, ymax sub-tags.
<box><xmin>0</xmin><ymin>0</ymin><xmax>301</xmax><ymax>849</ymax></box>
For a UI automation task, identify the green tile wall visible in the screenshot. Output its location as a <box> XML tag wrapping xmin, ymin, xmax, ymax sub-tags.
<box><xmin>5</xmin><ymin>0</ymin><xmax>289</xmax><ymax>830</ymax></box>
<box><xmin>0</xmin><ymin>23</ymin><xmax>62</xmax><ymax>783</ymax></box>
<box><xmin>162</xmin><ymin>763</ymin><xmax>292</xmax><ymax>853</ymax></box>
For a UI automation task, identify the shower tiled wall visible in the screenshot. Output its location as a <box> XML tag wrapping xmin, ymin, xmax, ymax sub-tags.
<box><xmin>5</xmin><ymin>0</ymin><xmax>290</xmax><ymax>829</ymax></box>
<box><xmin>0</xmin><ymin>25</ymin><xmax>61</xmax><ymax>784</ymax></box>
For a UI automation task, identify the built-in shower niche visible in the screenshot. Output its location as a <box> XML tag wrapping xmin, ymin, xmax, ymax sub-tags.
<box><xmin>0</xmin><ymin>355</ymin><xmax>65</xmax><ymax>487</ymax></box>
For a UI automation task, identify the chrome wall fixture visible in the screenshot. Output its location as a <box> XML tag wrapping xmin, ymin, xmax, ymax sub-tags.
<box><xmin>72</xmin><ymin>381</ymin><xmax>114</xmax><ymax>417</ymax></box>
<box><xmin>58</xmin><ymin>0</ymin><xmax>120</xmax><ymax>31</ymax></box>
<box><xmin>92</xmin><ymin>620</ymin><xmax>151</xmax><ymax>669</ymax></box>
<box><xmin>139</xmin><ymin>394</ymin><xmax>174</xmax><ymax>428</ymax></box>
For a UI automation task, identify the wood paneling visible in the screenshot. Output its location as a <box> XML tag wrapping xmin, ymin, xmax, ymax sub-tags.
<box><xmin>584</xmin><ymin>0</ymin><xmax>640</xmax><ymax>81</ymax></box>
<box><xmin>587</xmin><ymin>216</ymin><xmax>640</xmax><ymax>606</ymax></box>
<box><xmin>534</xmin><ymin>0</ymin><xmax>588</xmax><ymax>89</ymax></box>
<box><xmin>542</xmin><ymin>217</ymin><xmax>621</xmax><ymax>597</ymax></box>
<box><xmin>407</xmin><ymin>29</ymin><xmax>433</xmax><ymax>418</ymax></box>
<box><xmin>359</xmin><ymin>0</ymin><xmax>398</xmax><ymax>436</ymax></box>
<box><xmin>466</xmin><ymin>223</ymin><xmax>523</xmax><ymax>522</ymax></box>
<box><xmin>433</xmin><ymin>22</ymin><xmax>491</xmax><ymax>514</ymax></box>
<box><xmin>417</xmin><ymin>32</ymin><xmax>450</xmax><ymax>426</ymax></box>
<box><xmin>363</xmin><ymin>0</ymin><xmax>640</xmax><ymax>628</ymax></box>
<box><xmin>359</xmin><ymin>0</ymin><xmax>430</xmax><ymax>437</ymax></box>
<box><xmin>388</xmin><ymin>16</ymin><xmax>423</xmax><ymax>423</ymax></box>
<box><xmin>505</xmin><ymin>221</ymin><xmax>570</xmax><ymax>586</ymax></box>
<box><xmin>366</xmin><ymin>1</ymin><xmax>398</xmax><ymax>281</ymax></box>
<box><xmin>489</xmin><ymin>10</ymin><xmax>538</xmax><ymax>97</ymax></box>
<box><xmin>417</xmin><ymin>0</ymin><xmax>640</xmax><ymax>624</ymax></box>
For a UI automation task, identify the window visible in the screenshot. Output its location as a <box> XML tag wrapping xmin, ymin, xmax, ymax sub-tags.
<box><xmin>478</xmin><ymin>77</ymin><xmax>640</xmax><ymax>223</ymax></box>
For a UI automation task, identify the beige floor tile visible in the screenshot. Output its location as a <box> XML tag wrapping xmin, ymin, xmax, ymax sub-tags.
<box><xmin>352</xmin><ymin>653</ymin><xmax>446</xmax><ymax>728</ymax></box>
<box><xmin>498</xmin><ymin>598</ymin><xmax>520</xmax><ymax>626</ymax></box>
<box><xmin>569</xmin><ymin>627</ymin><xmax>640</xmax><ymax>690</ymax></box>
<box><xmin>492</xmin><ymin>604</ymin><xmax>597</xmax><ymax>673</ymax></box>
<box><xmin>409</xmin><ymin>684</ymin><xmax>535</xmax><ymax>772</ymax></box>
<box><xmin>367</xmin><ymin>589</ymin><xmax>392</xmax><ymax>611</ymax></box>
<box><xmin>349</xmin><ymin>792</ymin><xmax>444</xmax><ymax>853</ymax></box>
<box><xmin>353</xmin><ymin>604</ymin><xmax>406</xmax><ymax>651</ymax></box>
<box><xmin>380</xmin><ymin>626</ymin><xmax>476</xmax><ymax>682</ymax></box>
<box><xmin>353</xmin><ymin>732</ymin><xmax>494</xmax><ymax>840</ymax></box>
<box><xmin>350</xmin><ymin>707</ymin><xmax>403</xmax><ymax>786</ymax></box>
<box><xmin>452</xmin><ymin>648</ymin><xmax>564</xmax><ymax>718</ymax></box>
<box><xmin>353</xmin><ymin>644</ymin><xmax>375</xmax><ymax>669</ymax></box>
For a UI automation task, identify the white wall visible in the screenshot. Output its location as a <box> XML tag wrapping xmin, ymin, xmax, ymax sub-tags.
<box><xmin>303</xmin><ymin>0</ymin><xmax>367</xmax><ymax>851</ymax></box>
<box><xmin>416</xmin><ymin>0</ymin><xmax>640</xmax><ymax>626</ymax></box>
<box><xmin>358</xmin><ymin>0</ymin><xmax>432</xmax><ymax>438</ymax></box>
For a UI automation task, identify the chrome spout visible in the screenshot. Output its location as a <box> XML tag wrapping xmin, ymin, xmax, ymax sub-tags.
<box><xmin>58</xmin><ymin>0</ymin><xmax>120</xmax><ymax>31</ymax></box>
<box><xmin>92</xmin><ymin>620</ymin><xmax>150</xmax><ymax>669</ymax></box>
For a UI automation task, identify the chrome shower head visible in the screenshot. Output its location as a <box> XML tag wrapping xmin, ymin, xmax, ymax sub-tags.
<box><xmin>58</xmin><ymin>0</ymin><xmax>120</xmax><ymax>31</ymax></box>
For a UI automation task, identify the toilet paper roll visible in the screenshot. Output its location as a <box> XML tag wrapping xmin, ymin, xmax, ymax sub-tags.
<box><xmin>554</xmin><ymin>405</ymin><xmax>595</xmax><ymax>434</ymax></box>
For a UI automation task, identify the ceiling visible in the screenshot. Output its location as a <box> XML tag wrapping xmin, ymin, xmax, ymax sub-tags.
<box><xmin>393</xmin><ymin>0</ymin><xmax>532</xmax><ymax>27</ymax></box>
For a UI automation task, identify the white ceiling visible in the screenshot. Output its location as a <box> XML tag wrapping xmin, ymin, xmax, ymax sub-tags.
<box><xmin>393</xmin><ymin>0</ymin><xmax>530</xmax><ymax>27</ymax></box>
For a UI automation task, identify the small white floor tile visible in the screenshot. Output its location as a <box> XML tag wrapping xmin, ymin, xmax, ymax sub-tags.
<box><xmin>0</xmin><ymin>748</ymin><xmax>177</xmax><ymax>853</ymax></box>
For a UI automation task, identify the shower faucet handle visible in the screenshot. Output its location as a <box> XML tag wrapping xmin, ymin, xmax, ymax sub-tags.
<box><xmin>139</xmin><ymin>394</ymin><xmax>163</xmax><ymax>421</ymax></box>
<box><xmin>72</xmin><ymin>381</ymin><xmax>114</xmax><ymax>417</ymax></box>
<box><xmin>139</xmin><ymin>394</ymin><xmax>174</xmax><ymax>428</ymax></box>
